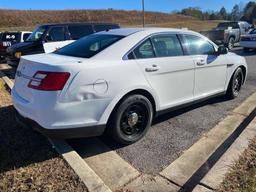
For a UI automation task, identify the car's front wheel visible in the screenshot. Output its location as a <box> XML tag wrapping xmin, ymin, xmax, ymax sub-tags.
<box><xmin>108</xmin><ymin>94</ymin><xmax>153</xmax><ymax>145</ymax></box>
<box><xmin>226</xmin><ymin>67</ymin><xmax>244</xmax><ymax>99</ymax></box>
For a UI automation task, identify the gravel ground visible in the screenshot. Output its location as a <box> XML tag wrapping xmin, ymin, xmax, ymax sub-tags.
<box><xmin>0</xmin><ymin>79</ymin><xmax>88</xmax><ymax>192</ymax></box>
<box><xmin>70</xmin><ymin>49</ymin><xmax>256</xmax><ymax>175</ymax></box>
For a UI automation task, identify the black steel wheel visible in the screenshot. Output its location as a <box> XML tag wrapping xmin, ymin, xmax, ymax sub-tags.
<box><xmin>108</xmin><ymin>94</ymin><xmax>153</xmax><ymax>144</ymax></box>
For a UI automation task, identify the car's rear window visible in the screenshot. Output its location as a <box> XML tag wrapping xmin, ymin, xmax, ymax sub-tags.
<box><xmin>1</xmin><ymin>32</ymin><xmax>21</xmax><ymax>42</ymax></box>
<box><xmin>55</xmin><ymin>34</ymin><xmax>124</xmax><ymax>58</ymax></box>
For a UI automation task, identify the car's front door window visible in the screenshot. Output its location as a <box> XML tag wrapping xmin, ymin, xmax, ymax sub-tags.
<box><xmin>182</xmin><ymin>35</ymin><xmax>216</xmax><ymax>55</ymax></box>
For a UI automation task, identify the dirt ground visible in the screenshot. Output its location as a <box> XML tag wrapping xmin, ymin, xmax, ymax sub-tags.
<box><xmin>0</xmin><ymin>79</ymin><xmax>87</xmax><ymax>191</ymax></box>
<box><xmin>218</xmin><ymin>137</ymin><xmax>256</xmax><ymax>192</ymax></box>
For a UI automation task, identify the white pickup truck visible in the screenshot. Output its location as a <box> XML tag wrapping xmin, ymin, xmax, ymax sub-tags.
<box><xmin>0</xmin><ymin>31</ymin><xmax>32</xmax><ymax>61</ymax></box>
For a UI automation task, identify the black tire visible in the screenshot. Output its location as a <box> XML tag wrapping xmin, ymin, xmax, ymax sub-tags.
<box><xmin>108</xmin><ymin>94</ymin><xmax>153</xmax><ymax>145</ymax></box>
<box><xmin>227</xmin><ymin>37</ymin><xmax>235</xmax><ymax>50</ymax></box>
<box><xmin>226</xmin><ymin>67</ymin><xmax>244</xmax><ymax>99</ymax></box>
<box><xmin>243</xmin><ymin>47</ymin><xmax>250</xmax><ymax>52</ymax></box>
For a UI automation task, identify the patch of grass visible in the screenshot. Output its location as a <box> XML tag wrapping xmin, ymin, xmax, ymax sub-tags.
<box><xmin>218</xmin><ymin>136</ymin><xmax>256</xmax><ymax>192</ymax></box>
<box><xmin>0</xmin><ymin>9</ymin><xmax>194</xmax><ymax>29</ymax></box>
<box><xmin>0</xmin><ymin>79</ymin><xmax>4</xmax><ymax>90</ymax></box>
<box><xmin>0</xmin><ymin>80</ymin><xmax>87</xmax><ymax>191</ymax></box>
<box><xmin>2</xmin><ymin>19</ymin><xmax>220</xmax><ymax>34</ymax></box>
<box><xmin>0</xmin><ymin>9</ymin><xmax>221</xmax><ymax>32</ymax></box>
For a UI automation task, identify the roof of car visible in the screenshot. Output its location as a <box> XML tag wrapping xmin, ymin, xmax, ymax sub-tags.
<box><xmin>39</xmin><ymin>22</ymin><xmax>119</xmax><ymax>27</ymax></box>
<box><xmin>98</xmin><ymin>27</ymin><xmax>193</xmax><ymax>36</ymax></box>
<box><xmin>218</xmin><ymin>21</ymin><xmax>250</xmax><ymax>24</ymax></box>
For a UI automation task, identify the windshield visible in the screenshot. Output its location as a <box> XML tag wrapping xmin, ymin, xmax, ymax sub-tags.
<box><xmin>55</xmin><ymin>34</ymin><xmax>124</xmax><ymax>58</ymax></box>
<box><xmin>26</xmin><ymin>26</ymin><xmax>46</xmax><ymax>41</ymax></box>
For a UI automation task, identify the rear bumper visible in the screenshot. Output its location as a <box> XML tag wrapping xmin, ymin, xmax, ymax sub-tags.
<box><xmin>12</xmin><ymin>85</ymin><xmax>111</xmax><ymax>138</ymax></box>
<box><xmin>15</xmin><ymin>110</ymin><xmax>105</xmax><ymax>139</ymax></box>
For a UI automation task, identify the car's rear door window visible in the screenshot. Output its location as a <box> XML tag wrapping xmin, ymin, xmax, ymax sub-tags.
<box><xmin>151</xmin><ymin>35</ymin><xmax>183</xmax><ymax>57</ymax></box>
<box><xmin>55</xmin><ymin>34</ymin><xmax>124</xmax><ymax>58</ymax></box>
<box><xmin>68</xmin><ymin>25</ymin><xmax>94</xmax><ymax>40</ymax></box>
<box><xmin>133</xmin><ymin>39</ymin><xmax>155</xmax><ymax>59</ymax></box>
<box><xmin>182</xmin><ymin>34</ymin><xmax>216</xmax><ymax>55</ymax></box>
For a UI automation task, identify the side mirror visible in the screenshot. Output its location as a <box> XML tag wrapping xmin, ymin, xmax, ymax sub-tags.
<box><xmin>217</xmin><ymin>46</ymin><xmax>228</xmax><ymax>55</ymax></box>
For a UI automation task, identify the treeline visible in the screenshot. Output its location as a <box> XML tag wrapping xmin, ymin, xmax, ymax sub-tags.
<box><xmin>179</xmin><ymin>1</ymin><xmax>256</xmax><ymax>23</ymax></box>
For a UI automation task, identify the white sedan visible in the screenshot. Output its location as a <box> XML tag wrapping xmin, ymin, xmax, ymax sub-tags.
<box><xmin>240</xmin><ymin>28</ymin><xmax>256</xmax><ymax>51</ymax></box>
<box><xmin>12</xmin><ymin>28</ymin><xmax>247</xmax><ymax>144</ymax></box>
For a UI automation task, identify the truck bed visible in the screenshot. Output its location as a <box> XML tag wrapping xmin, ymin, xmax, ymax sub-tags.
<box><xmin>201</xmin><ymin>30</ymin><xmax>224</xmax><ymax>43</ymax></box>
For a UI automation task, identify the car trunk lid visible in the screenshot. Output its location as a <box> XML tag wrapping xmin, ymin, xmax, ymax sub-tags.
<box><xmin>14</xmin><ymin>53</ymin><xmax>82</xmax><ymax>102</ymax></box>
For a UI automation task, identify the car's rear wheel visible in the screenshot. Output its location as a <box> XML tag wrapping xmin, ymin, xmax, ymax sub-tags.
<box><xmin>108</xmin><ymin>94</ymin><xmax>153</xmax><ymax>145</ymax></box>
<box><xmin>228</xmin><ymin>37</ymin><xmax>235</xmax><ymax>50</ymax></box>
<box><xmin>226</xmin><ymin>67</ymin><xmax>244</xmax><ymax>99</ymax></box>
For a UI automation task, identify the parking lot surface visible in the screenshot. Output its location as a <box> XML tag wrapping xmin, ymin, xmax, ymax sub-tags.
<box><xmin>69</xmin><ymin>48</ymin><xmax>256</xmax><ymax>174</ymax></box>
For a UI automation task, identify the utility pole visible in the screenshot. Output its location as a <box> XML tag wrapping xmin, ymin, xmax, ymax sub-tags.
<box><xmin>142</xmin><ymin>0</ymin><xmax>145</xmax><ymax>27</ymax></box>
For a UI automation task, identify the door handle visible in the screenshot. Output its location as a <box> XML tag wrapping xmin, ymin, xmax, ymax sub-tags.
<box><xmin>196</xmin><ymin>59</ymin><xmax>206</xmax><ymax>66</ymax></box>
<box><xmin>145</xmin><ymin>65</ymin><xmax>160</xmax><ymax>72</ymax></box>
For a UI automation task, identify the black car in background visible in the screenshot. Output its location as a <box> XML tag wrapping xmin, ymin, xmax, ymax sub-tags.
<box><xmin>6</xmin><ymin>23</ymin><xmax>120</xmax><ymax>66</ymax></box>
<box><xmin>0</xmin><ymin>31</ymin><xmax>31</xmax><ymax>62</ymax></box>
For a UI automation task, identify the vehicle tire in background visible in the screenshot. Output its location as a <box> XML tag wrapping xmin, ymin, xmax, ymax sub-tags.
<box><xmin>226</xmin><ymin>67</ymin><xmax>244</xmax><ymax>99</ymax></box>
<box><xmin>227</xmin><ymin>37</ymin><xmax>235</xmax><ymax>50</ymax></box>
<box><xmin>243</xmin><ymin>47</ymin><xmax>250</xmax><ymax>52</ymax></box>
<box><xmin>108</xmin><ymin>94</ymin><xmax>153</xmax><ymax>145</ymax></box>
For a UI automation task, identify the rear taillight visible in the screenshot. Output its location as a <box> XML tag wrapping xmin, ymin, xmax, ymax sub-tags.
<box><xmin>28</xmin><ymin>71</ymin><xmax>70</xmax><ymax>91</ymax></box>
